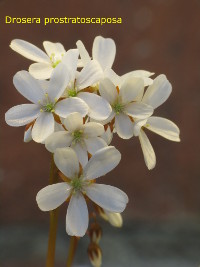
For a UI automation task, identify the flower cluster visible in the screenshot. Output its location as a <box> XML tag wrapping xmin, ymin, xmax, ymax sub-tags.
<box><xmin>5</xmin><ymin>36</ymin><xmax>180</xmax><ymax>240</ymax></box>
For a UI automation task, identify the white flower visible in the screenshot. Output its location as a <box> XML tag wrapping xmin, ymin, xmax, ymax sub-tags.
<box><xmin>45</xmin><ymin>112</ymin><xmax>107</xmax><ymax>167</ymax></box>
<box><xmin>59</xmin><ymin>51</ymin><xmax>112</xmax><ymax>121</ymax></box>
<box><xmin>133</xmin><ymin>74</ymin><xmax>180</xmax><ymax>170</ymax></box>
<box><xmin>5</xmin><ymin>63</ymin><xmax>88</xmax><ymax>143</ymax></box>
<box><xmin>10</xmin><ymin>39</ymin><xmax>74</xmax><ymax>79</ymax></box>
<box><xmin>36</xmin><ymin>146</ymin><xmax>128</xmax><ymax>237</ymax></box>
<box><xmin>99</xmin><ymin>76</ymin><xmax>153</xmax><ymax>139</ymax></box>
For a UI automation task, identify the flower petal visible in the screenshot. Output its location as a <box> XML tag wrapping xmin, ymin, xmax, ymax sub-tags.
<box><xmin>76</xmin><ymin>60</ymin><xmax>103</xmax><ymax>90</ymax></box>
<box><xmin>47</xmin><ymin>63</ymin><xmax>70</xmax><ymax>101</ymax></box>
<box><xmin>83</xmin><ymin>146</ymin><xmax>121</xmax><ymax>180</ymax></box>
<box><xmin>139</xmin><ymin>129</ymin><xmax>156</xmax><ymax>170</ymax></box>
<box><xmin>85</xmin><ymin>184</ymin><xmax>128</xmax><ymax>213</ymax></box>
<box><xmin>5</xmin><ymin>104</ymin><xmax>40</xmax><ymax>126</ymax></box>
<box><xmin>13</xmin><ymin>71</ymin><xmax>44</xmax><ymax>104</ymax></box>
<box><xmin>83</xmin><ymin>122</ymin><xmax>104</xmax><ymax>138</ymax></box>
<box><xmin>84</xmin><ymin>137</ymin><xmax>107</xmax><ymax>155</ymax></box>
<box><xmin>121</xmin><ymin>70</ymin><xmax>154</xmax><ymax>87</ymax></box>
<box><xmin>99</xmin><ymin>78</ymin><xmax>118</xmax><ymax>105</ymax></box>
<box><xmin>124</xmin><ymin>102</ymin><xmax>153</xmax><ymax>119</ymax></box>
<box><xmin>146</xmin><ymin>116</ymin><xmax>180</xmax><ymax>141</ymax></box>
<box><xmin>119</xmin><ymin>76</ymin><xmax>144</xmax><ymax>104</ymax></box>
<box><xmin>24</xmin><ymin>125</ymin><xmax>33</xmax><ymax>143</ymax></box>
<box><xmin>63</xmin><ymin>112</ymin><xmax>83</xmax><ymax>132</ymax></box>
<box><xmin>45</xmin><ymin>131</ymin><xmax>73</xmax><ymax>153</ymax></box>
<box><xmin>32</xmin><ymin>112</ymin><xmax>54</xmax><ymax>143</ymax></box>
<box><xmin>115</xmin><ymin>113</ymin><xmax>133</xmax><ymax>139</ymax></box>
<box><xmin>62</xmin><ymin>49</ymin><xmax>79</xmax><ymax>81</ymax></box>
<box><xmin>36</xmin><ymin>183</ymin><xmax>71</xmax><ymax>211</ymax></box>
<box><xmin>92</xmin><ymin>36</ymin><xmax>116</xmax><ymax>70</ymax></box>
<box><xmin>100</xmin><ymin>126</ymin><xmax>113</xmax><ymax>145</ymax></box>
<box><xmin>132</xmin><ymin>119</ymin><xmax>147</xmax><ymax>136</ymax></box>
<box><xmin>29</xmin><ymin>63</ymin><xmax>53</xmax><ymax>80</ymax></box>
<box><xmin>104</xmin><ymin>68</ymin><xmax>121</xmax><ymax>86</ymax></box>
<box><xmin>76</xmin><ymin>40</ymin><xmax>91</xmax><ymax>66</ymax></box>
<box><xmin>66</xmin><ymin>192</ymin><xmax>88</xmax><ymax>237</ymax></box>
<box><xmin>78</xmin><ymin>92</ymin><xmax>112</xmax><ymax>121</ymax></box>
<box><xmin>55</xmin><ymin>97</ymin><xmax>88</xmax><ymax>118</ymax></box>
<box><xmin>43</xmin><ymin>41</ymin><xmax>66</xmax><ymax>57</ymax></box>
<box><xmin>54</xmin><ymin>147</ymin><xmax>79</xmax><ymax>178</ymax></box>
<box><xmin>73</xmin><ymin>142</ymin><xmax>88</xmax><ymax>168</ymax></box>
<box><xmin>142</xmin><ymin>74</ymin><xmax>172</xmax><ymax>109</ymax></box>
<box><xmin>10</xmin><ymin>39</ymin><xmax>50</xmax><ymax>63</ymax></box>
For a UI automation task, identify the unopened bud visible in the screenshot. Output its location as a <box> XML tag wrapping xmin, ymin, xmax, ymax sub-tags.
<box><xmin>88</xmin><ymin>243</ymin><xmax>102</xmax><ymax>267</ymax></box>
<box><xmin>98</xmin><ymin>207</ymin><xmax>123</xmax><ymax>228</ymax></box>
<box><xmin>89</xmin><ymin>222</ymin><xmax>102</xmax><ymax>244</ymax></box>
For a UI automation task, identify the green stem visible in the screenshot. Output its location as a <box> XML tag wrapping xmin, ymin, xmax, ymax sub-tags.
<box><xmin>66</xmin><ymin>236</ymin><xmax>79</xmax><ymax>267</ymax></box>
<box><xmin>46</xmin><ymin>156</ymin><xmax>59</xmax><ymax>267</ymax></box>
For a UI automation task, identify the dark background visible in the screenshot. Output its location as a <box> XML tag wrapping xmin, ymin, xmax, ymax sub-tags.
<box><xmin>1</xmin><ymin>0</ymin><xmax>200</xmax><ymax>266</ymax></box>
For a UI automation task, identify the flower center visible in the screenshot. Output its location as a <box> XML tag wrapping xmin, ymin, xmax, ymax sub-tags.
<box><xmin>52</xmin><ymin>60</ymin><xmax>61</xmax><ymax>68</ymax></box>
<box><xmin>50</xmin><ymin>53</ymin><xmax>63</xmax><ymax>68</ymax></box>
<box><xmin>70</xmin><ymin>178</ymin><xmax>82</xmax><ymax>192</ymax></box>
<box><xmin>113</xmin><ymin>102</ymin><xmax>124</xmax><ymax>114</ymax></box>
<box><xmin>68</xmin><ymin>89</ymin><xmax>77</xmax><ymax>97</ymax></box>
<box><xmin>43</xmin><ymin>102</ymin><xmax>55</xmax><ymax>112</ymax></box>
<box><xmin>72</xmin><ymin>130</ymin><xmax>83</xmax><ymax>143</ymax></box>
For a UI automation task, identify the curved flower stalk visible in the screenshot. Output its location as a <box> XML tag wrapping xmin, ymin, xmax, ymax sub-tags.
<box><xmin>45</xmin><ymin>112</ymin><xmax>107</xmax><ymax>167</ymax></box>
<box><xmin>133</xmin><ymin>74</ymin><xmax>180</xmax><ymax>170</ymax></box>
<box><xmin>10</xmin><ymin>39</ymin><xmax>71</xmax><ymax>79</ymax></box>
<box><xmin>98</xmin><ymin>76</ymin><xmax>153</xmax><ymax>139</ymax></box>
<box><xmin>36</xmin><ymin>146</ymin><xmax>128</xmax><ymax>237</ymax></box>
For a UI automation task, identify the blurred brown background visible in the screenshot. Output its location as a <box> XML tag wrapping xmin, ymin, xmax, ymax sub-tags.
<box><xmin>1</xmin><ymin>0</ymin><xmax>200</xmax><ymax>266</ymax></box>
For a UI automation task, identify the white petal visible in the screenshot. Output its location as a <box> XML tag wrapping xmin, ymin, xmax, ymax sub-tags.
<box><xmin>132</xmin><ymin>119</ymin><xmax>147</xmax><ymax>136</ymax></box>
<box><xmin>24</xmin><ymin>125</ymin><xmax>33</xmax><ymax>142</ymax></box>
<box><xmin>63</xmin><ymin>112</ymin><xmax>83</xmax><ymax>132</ymax></box>
<box><xmin>54</xmin><ymin>147</ymin><xmax>79</xmax><ymax>178</ymax></box>
<box><xmin>62</xmin><ymin>49</ymin><xmax>79</xmax><ymax>81</ymax></box>
<box><xmin>124</xmin><ymin>102</ymin><xmax>153</xmax><ymax>119</ymax></box>
<box><xmin>45</xmin><ymin>131</ymin><xmax>73</xmax><ymax>153</ymax></box>
<box><xmin>121</xmin><ymin>70</ymin><xmax>154</xmax><ymax>87</ymax></box>
<box><xmin>83</xmin><ymin>146</ymin><xmax>121</xmax><ymax>180</ymax></box>
<box><xmin>104</xmin><ymin>68</ymin><xmax>121</xmax><ymax>86</ymax></box>
<box><xmin>32</xmin><ymin>112</ymin><xmax>54</xmax><ymax>143</ymax></box>
<box><xmin>5</xmin><ymin>104</ymin><xmax>40</xmax><ymax>126</ymax></box>
<box><xmin>84</xmin><ymin>137</ymin><xmax>107</xmax><ymax>155</ymax></box>
<box><xmin>73</xmin><ymin>142</ymin><xmax>88</xmax><ymax>168</ymax></box>
<box><xmin>99</xmin><ymin>78</ymin><xmax>118</xmax><ymax>105</ymax></box>
<box><xmin>66</xmin><ymin>192</ymin><xmax>88</xmax><ymax>237</ymax></box>
<box><xmin>43</xmin><ymin>41</ymin><xmax>66</xmax><ymax>57</ymax></box>
<box><xmin>76</xmin><ymin>40</ymin><xmax>91</xmax><ymax>66</ymax></box>
<box><xmin>119</xmin><ymin>76</ymin><xmax>144</xmax><ymax>104</ymax></box>
<box><xmin>83</xmin><ymin>122</ymin><xmax>104</xmax><ymax>138</ymax></box>
<box><xmin>36</xmin><ymin>183</ymin><xmax>71</xmax><ymax>211</ymax></box>
<box><xmin>29</xmin><ymin>63</ymin><xmax>53</xmax><ymax>80</ymax></box>
<box><xmin>101</xmin><ymin>126</ymin><xmax>113</xmax><ymax>145</ymax></box>
<box><xmin>142</xmin><ymin>74</ymin><xmax>172</xmax><ymax>109</ymax></box>
<box><xmin>78</xmin><ymin>92</ymin><xmax>112</xmax><ymax>121</ymax></box>
<box><xmin>10</xmin><ymin>39</ymin><xmax>50</xmax><ymax>63</ymax></box>
<box><xmin>85</xmin><ymin>184</ymin><xmax>128</xmax><ymax>213</ymax></box>
<box><xmin>146</xmin><ymin>117</ymin><xmax>180</xmax><ymax>141</ymax></box>
<box><xmin>115</xmin><ymin>113</ymin><xmax>133</xmax><ymax>139</ymax></box>
<box><xmin>13</xmin><ymin>71</ymin><xmax>44</xmax><ymax>104</ymax></box>
<box><xmin>139</xmin><ymin>130</ymin><xmax>156</xmax><ymax>170</ymax></box>
<box><xmin>55</xmin><ymin>97</ymin><xmax>88</xmax><ymax>118</ymax></box>
<box><xmin>76</xmin><ymin>60</ymin><xmax>103</xmax><ymax>90</ymax></box>
<box><xmin>47</xmin><ymin>63</ymin><xmax>70</xmax><ymax>101</ymax></box>
<box><xmin>92</xmin><ymin>36</ymin><xmax>116</xmax><ymax>70</ymax></box>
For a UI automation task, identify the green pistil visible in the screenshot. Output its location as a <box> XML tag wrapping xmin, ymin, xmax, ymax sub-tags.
<box><xmin>68</xmin><ymin>89</ymin><xmax>77</xmax><ymax>97</ymax></box>
<box><xmin>113</xmin><ymin>102</ymin><xmax>124</xmax><ymax>114</ymax></box>
<box><xmin>43</xmin><ymin>103</ymin><xmax>55</xmax><ymax>112</ymax></box>
<box><xmin>72</xmin><ymin>130</ymin><xmax>83</xmax><ymax>143</ymax></box>
<box><xmin>70</xmin><ymin>178</ymin><xmax>82</xmax><ymax>191</ymax></box>
<box><xmin>52</xmin><ymin>60</ymin><xmax>61</xmax><ymax>68</ymax></box>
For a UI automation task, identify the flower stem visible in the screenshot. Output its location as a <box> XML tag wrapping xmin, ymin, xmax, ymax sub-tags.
<box><xmin>66</xmin><ymin>236</ymin><xmax>79</xmax><ymax>267</ymax></box>
<box><xmin>46</xmin><ymin>155</ymin><xmax>59</xmax><ymax>267</ymax></box>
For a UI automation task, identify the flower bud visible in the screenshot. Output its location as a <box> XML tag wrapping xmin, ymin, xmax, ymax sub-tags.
<box><xmin>98</xmin><ymin>207</ymin><xmax>123</xmax><ymax>227</ymax></box>
<box><xmin>89</xmin><ymin>222</ymin><xmax>102</xmax><ymax>244</ymax></box>
<box><xmin>88</xmin><ymin>243</ymin><xmax>102</xmax><ymax>267</ymax></box>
